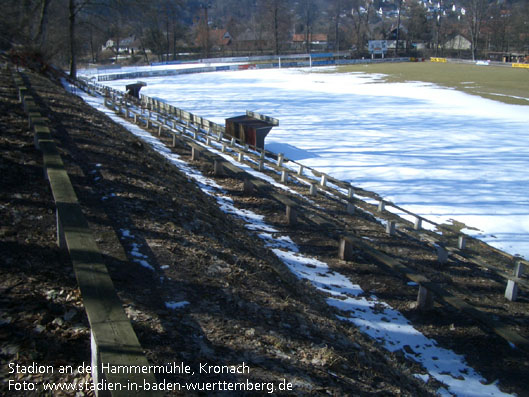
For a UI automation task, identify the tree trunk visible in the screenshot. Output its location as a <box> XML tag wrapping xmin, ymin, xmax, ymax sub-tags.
<box><xmin>139</xmin><ymin>35</ymin><xmax>150</xmax><ymax>63</ymax></box>
<box><xmin>89</xmin><ymin>27</ymin><xmax>96</xmax><ymax>63</ymax></box>
<box><xmin>69</xmin><ymin>0</ymin><xmax>77</xmax><ymax>79</ymax></box>
<box><xmin>115</xmin><ymin>36</ymin><xmax>121</xmax><ymax>63</ymax></box>
<box><xmin>35</xmin><ymin>0</ymin><xmax>52</xmax><ymax>47</ymax></box>
<box><xmin>334</xmin><ymin>13</ymin><xmax>339</xmax><ymax>52</ymax></box>
<box><xmin>435</xmin><ymin>18</ymin><xmax>441</xmax><ymax>57</ymax></box>
<box><xmin>166</xmin><ymin>14</ymin><xmax>170</xmax><ymax>62</ymax></box>
<box><xmin>273</xmin><ymin>5</ymin><xmax>279</xmax><ymax>55</ymax></box>
<box><xmin>465</xmin><ymin>0</ymin><xmax>487</xmax><ymax>61</ymax></box>
<box><xmin>172</xmin><ymin>17</ymin><xmax>177</xmax><ymax>61</ymax></box>
<box><xmin>305</xmin><ymin>10</ymin><xmax>312</xmax><ymax>53</ymax></box>
<box><xmin>395</xmin><ymin>1</ymin><xmax>402</xmax><ymax>56</ymax></box>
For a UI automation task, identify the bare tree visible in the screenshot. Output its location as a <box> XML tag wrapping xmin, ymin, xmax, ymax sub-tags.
<box><xmin>511</xmin><ymin>1</ymin><xmax>529</xmax><ymax>54</ymax></box>
<box><xmin>485</xmin><ymin>3</ymin><xmax>514</xmax><ymax>54</ymax></box>
<box><xmin>462</xmin><ymin>0</ymin><xmax>488</xmax><ymax>60</ymax></box>
<box><xmin>35</xmin><ymin>0</ymin><xmax>53</xmax><ymax>47</ymax></box>
<box><xmin>297</xmin><ymin>0</ymin><xmax>318</xmax><ymax>53</ymax></box>
<box><xmin>68</xmin><ymin>0</ymin><xmax>101</xmax><ymax>77</ymax></box>
<box><xmin>405</xmin><ymin>0</ymin><xmax>430</xmax><ymax>51</ymax></box>
<box><xmin>328</xmin><ymin>0</ymin><xmax>353</xmax><ymax>52</ymax></box>
<box><xmin>259</xmin><ymin>0</ymin><xmax>291</xmax><ymax>55</ymax></box>
<box><xmin>394</xmin><ymin>0</ymin><xmax>403</xmax><ymax>55</ymax></box>
<box><xmin>350</xmin><ymin>0</ymin><xmax>374</xmax><ymax>54</ymax></box>
<box><xmin>199</xmin><ymin>3</ymin><xmax>212</xmax><ymax>58</ymax></box>
<box><xmin>0</xmin><ymin>0</ymin><xmax>45</xmax><ymax>50</ymax></box>
<box><xmin>68</xmin><ymin>0</ymin><xmax>77</xmax><ymax>77</ymax></box>
<box><xmin>167</xmin><ymin>2</ymin><xmax>184</xmax><ymax>61</ymax></box>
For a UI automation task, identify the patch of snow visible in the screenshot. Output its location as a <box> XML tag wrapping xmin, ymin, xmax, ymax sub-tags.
<box><xmin>414</xmin><ymin>373</ymin><xmax>430</xmax><ymax>383</ymax></box>
<box><xmin>134</xmin><ymin>259</ymin><xmax>155</xmax><ymax>272</ymax></box>
<box><xmin>165</xmin><ymin>301</ymin><xmax>190</xmax><ymax>310</ymax></box>
<box><xmin>120</xmin><ymin>229</ymin><xmax>134</xmax><ymax>238</ymax></box>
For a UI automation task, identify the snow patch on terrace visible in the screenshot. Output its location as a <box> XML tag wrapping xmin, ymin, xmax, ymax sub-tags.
<box><xmin>118</xmin><ymin>228</ymin><xmax>155</xmax><ymax>272</ymax></box>
<box><xmin>66</xmin><ymin>82</ymin><xmax>513</xmax><ymax>396</ymax></box>
<box><xmin>165</xmin><ymin>301</ymin><xmax>190</xmax><ymax>310</ymax></box>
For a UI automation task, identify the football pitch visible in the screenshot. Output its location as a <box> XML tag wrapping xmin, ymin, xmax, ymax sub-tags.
<box><xmin>100</xmin><ymin>64</ymin><xmax>529</xmax><ymax>258</ymax></box>
<box><xmin>335</xmin><ymin>61</ymin><xmax>529</xmax><ymax>106</ymax></box>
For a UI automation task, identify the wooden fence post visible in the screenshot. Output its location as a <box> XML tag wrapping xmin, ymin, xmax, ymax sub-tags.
<box><xmin>191</xmin><ymin>147</ymin><xmax>199</xmax><ymax>161</ymax></box>
<box><xmin>416</xmin><ymin>285</ymin><xmax>434</xmax><ymax>310</ymax></box>
<box><xmin>214</xmin><ymin>160</ymin><xmax>224</xmax><ymax>176</ymax></box>
<box><xmin>339</xmin><ymin>238</ymin><xmax>354</xmax><ymax>261</ymax></box>
<box><xmin>56</xmin><ymin>209</ymin><xmax>66</xmax><ymax>249</ymax></box>
<box><xmin>458</xmin><ymin>235</ymin><xmax>466</xmax><ymax>250</ymax></box>
<box><xmin>505</xmin><ymin>280</ymin><xmax>519</xmax><ymax>302</ymax></box>
<box><xmin>243</xmin><ymin>178</ymin><xmax>254</xmax><ymax>195</ymax></box>
<box><xmin>277</xmin><ymin>153</ymin><xmax>284</xmax><ymax>167</ymax></box>
<box><xmin>514</xmin><ymin>261</ymin><xmax>525</xmax><ymax>278</ymax></box>
<box><xmin>281</xmin><ymin>170</ymin><xmax>288</xmax><ymax>183</ymax></box>
<box><xmin>436</xmin><ymin>245</ymin><xmax>448</xmax><ymax>264</ymax></box>
<box><xmin>505</xmin><ymin>261</ymin><xmax>525</xmax><ymax>302</ymax></box>
<box><xmin>414</xmin><ymin>217</ymin><xmax>422</xmax><ymax>231</ymax></box>
<box><xmin>18</xmin><ymin>87</ymin><xmax>28</xmax><ymax>103</ymax></box>
<box><xmin>286</xmin><ymin>206</ymin><xmax>297</xmax><ymax>225</ymax></box>
<box><xmin>386</xmin><ymin>220</ymin><xmax>396</xmax><ymax>235</ymax></box>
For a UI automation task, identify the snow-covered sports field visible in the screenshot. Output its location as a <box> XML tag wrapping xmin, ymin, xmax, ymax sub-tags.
<box><xmin>99</xmin><ymin>66</ymin><xmax>529</xmax><ymax>259</ymax></box>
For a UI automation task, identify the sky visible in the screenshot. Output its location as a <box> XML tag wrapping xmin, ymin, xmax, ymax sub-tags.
<box><xmin>98</xmin><ymin>66</ymin><xmax>529</xmax><ymax>260</ymax></box>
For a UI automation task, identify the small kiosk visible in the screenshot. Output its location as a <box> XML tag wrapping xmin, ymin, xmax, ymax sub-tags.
<box><xmin>225</xmin><ymin>111</ymin><xmax>279</xmax><ymax>150</ymax></box>
<box><xmin>125</xmin><ymin>81</ymin><xmax>146</xmax><ymax>98</ymax></box>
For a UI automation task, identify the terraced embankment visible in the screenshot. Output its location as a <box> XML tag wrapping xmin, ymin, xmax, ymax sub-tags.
<box><xmin>1</xmin><ymin>58</ymin><xmax>528</xmax><ymax>396</ymax></box>
<box><xmin>1</xmin><ymin>61</ymin><xmax>439</xmax><ymax>396</ymax></box>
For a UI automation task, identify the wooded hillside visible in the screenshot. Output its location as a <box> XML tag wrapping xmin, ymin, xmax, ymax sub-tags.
<box><xmin>1</xmin><ymin>1</ymin><xmax>528</xmax><ymax>76</ymax></box>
